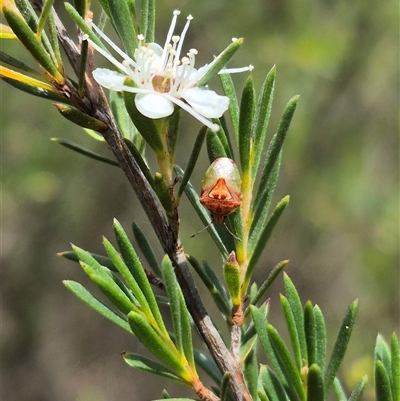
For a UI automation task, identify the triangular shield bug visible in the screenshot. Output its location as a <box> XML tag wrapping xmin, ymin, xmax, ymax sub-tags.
<box><xmin>192</xmin><ymin>157</ymin><xmax>242</xmax><ymax>239</ymax></box>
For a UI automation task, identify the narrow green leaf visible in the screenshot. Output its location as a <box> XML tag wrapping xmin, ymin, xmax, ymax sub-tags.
<box><xmin>179</xmin><ymin>290</ymin><xmax>195</xmax><ymax>372</ymax></box>
<box><xmin>194</xmin><ymin>349</ymin><xmax>222</xmax><ymax>385</ymax></box>
<box><xmin>304</xmin><ymin>301</ymin><xmax>316</xmax><ymax>366</ymax></box>
<box><xmin>244</xmin><ymin>347</ymin><xmax>259</xmax><ymax>400</ymax></box>
<box><xmin>375</xmin><ymin>360</ymin><xmax>393</xmax><ymax>401</ymax></box>
<box><xmin>259</xmin><ymin>364</ymin><xmax>290</xmax><ymax>401</ymax></box>
<box><xmin>250</xmin><ymin>305</ymin><xmax>287</xmax><ymax>386</ymax></box>
<box><xmin>122</xmin><ymin>352</ymin><xmax>185</xmax><ymax>383</ymax></box>
<box><xmin>280</xmin><ymin>294</ymin><xmax>303</xmax><ymax>371</ymax></box>
<box><xmin>110</xmin><ymin>90</ymin><xmax>136</xmax><ymax>141</ymax></box>
<box><xmin>113</xmin><ymin>219</ymin><xmax>167</xmax><ymax>334</ymax></box>
<box><xmin>348</xmin><ymin>375</ymin><xmax>368</xmax><ymax>401</ymax></box>
<box><xmin>313</xmin><ymin>305</ymin><xmax>327</xmax><ymax>373</ymax></box>
<box><xmin>167</xmin><ymin>110</ymin><xmax>180</xmax><ymax>161</ymax></box>
<box><xmin>220</xmin><ymin>372</ymin><xmax>231</xmax><ymax>401</ymax></box>
<box><xmin>127</xmin><ymin>311</ymin><xmax>189</xmax><ymax>380</ymax></box>
<box><xmin>103</xmin><ymin>237</ymin><xmax>154</xmax><ymax>322</ymax></box>
<box><xmin>206</xmin><ymin>129</ymin><xmax>228</xmax><ymax>161</ymax></box>
<box><xmin>173</xmin><ymin>165</ymin><xmax>228</xmax><ymax>258</ymax></box>
<box><xmin>1</xmin><ymin>76</ymin><xmax>66</xmax><ymax>102</ymax></box>
<box><xmin>65</xmin><ymin>3</ymin><xmax>106</xmax><ymax>50</ymax></box>
<box><xmin>240</xmin><ymin>334</ymin><xmax>258</xmax><ymax>365</ymax></box>
<box><xmin>251</xmin><ymin>65</ymin><xmax>276</xmax><ymax>182</ymax></box>
<box><xmin>186</xmin><ymin>255</ymin><xmax>231</xmax><ymax>317</ymax></box>
<box><xmin>239</xmin><ymin>75</ymin><xmax>255</xmax><ymax>174</ymax></box>
<box><xmin>325</xmin><ymin>299</ymin><xmax>359</xmax><ymax>393</ymax></box>
<box><xmin>154</xmin><ymin>173</ymin><xmax>174</xmax><ymax>215</ymax></box>
<box><xmin>219</xmin><ymin>73</ymin><xmax>240</xmax><ymax>144</ymax></box>
<box><xmin>245</xmin><ymin>196</ymin><xmax>290</xmax><ymax>287</ymax></box>
<box><xmin>283</xmin><ymin>273</ymin><xmax>308</xmax><ymax>366</ymax></box>
<box><xmin>177</xmin><ymin>126</ymin><xmax>207</xmax><ymax>200</ymax></box>
<box><xmin>249</xmin><ymin>151</ymin><xmax>281</xmax><ymax>251</ymax></box>
<box><xmin>59</xmin><ymin>250</ymin><xmax>117</xmax><ymax>271</ymax></box>
<box><xmin>3</xmin><ymin>5</ymin><xmax>62</xmax><ymax>81</ymax></box>
<box><xmin>73</xmin><ymin>0</ymin><xmax>87</xmax><ymax>18</ymax></box>
<box><xmin>267</xmin><ymin>324</ymin><xmax>305</xmax><ymax>401</ymax></box>
<box><xmin>375</xmin><ymin>334</ymin><xmax>392</xmax><ymax>377</ymax></box>
<box><xmin>391</xmin><ymin>333</ymin><xmax>400</xmax><ymax>401</ymax></box>
<box><xmin>70</xmin><ymin>245</ymin><xmax>135</xmax><ymax>303</ymax></box>
<box><xmin>54</xmin><ymin>103</ymin><xmax>108</xmax><ymax>131</ymax></box>
<box><xmin>132</xmin><ymin>221</ymin><xmax>161</xmax><ymax>277</ymax></box>
<box><xmin>36</xmin><ymin>0</ymin><xmax>55</xmax><ymax>41</ymax></box>
<box><xmin>123</xmin><ymin>138</ymin><xmax>154</xmax><ymax>187</ymax></box>
<box><xmin>106</xmin><ymin>0</ymin><xmax>138</xmax><ymax>58</ymax></box>
<box><xmin>250</xmin><ymin>259</ymin><xmax>288</xmax><ymax>306</ymax></box>
<box><xmin>332</xmin><ymin>378</ymin><xmax>347</xmax><ymax>401</ymax></box>
<box><xmin>124</xmin><ymin>91</ymin><xmax>164</xmax><ymax>153</ymax></box>
<box><xmin>307</xmin><ymin>364</ymin><xmax>324</xmax><ymax>401</ymax></box>
<box><xmin>162</xmin><ymin>256</ymin><xmax>184</xmax><ymax>355</ymax></box>
<box><xmin>0</xmin><ymin>50</ymin><xmax>44</xmax><ymax>77</ymax></box>
<box><xmin>223</xmin><ymin>251</ymin><xmax>241</xmax><ymax>306</ymax></box>
<box><xmin>251</xmin><ymin>95</ymin><xmax>298</xmax><ymax>246</ymax></box>
<box><xmin>51</xmin><ymin>138</ymin><xmax>119</xmax><ymax>167</ymax></box>
<box><xmin>80</xmin><ymin>261</ymin><xmax>136</xmax><ymax>314</ymax></box>
<box><xmin>63</xmin><ymin>280</ymin><xmax>132</xmax><ymax>333</ymax></box>
<box><xmin>198</xmin><ymin>38</ymin><xmax>244</xmax><ymax>87</ymax></box>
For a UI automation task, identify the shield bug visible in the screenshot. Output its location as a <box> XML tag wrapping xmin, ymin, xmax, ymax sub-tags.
<box><xmin>199</xmin><ymin>157</ymin><xmax>242</xmax><ymax>224</ymax></box>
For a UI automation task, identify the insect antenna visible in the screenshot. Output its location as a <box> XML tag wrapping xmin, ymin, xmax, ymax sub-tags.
<box><xmin>190</xmin><ymin>221</ymin><xmax>213</xmax><ymax>238</ymax></box>
<box><xmin>223</xmin><ymin>221</ymin><xmax>241</xmax><ymax>242</ymax></box>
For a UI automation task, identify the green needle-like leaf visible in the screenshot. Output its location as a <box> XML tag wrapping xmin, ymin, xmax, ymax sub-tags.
<box><xmin>64</xmin><ymin>3</ymin><xmax>106</xmax><ymax>50</ymax></box>
<box><xmin>239</xmin><ymin>75</ymin><xmax>255</xmax><ymax>174</ymax></box>
<box><xmin>375</xmin><ymin>360</ymin><xmax>393</xmax><ymax>401</ymax></box>
<box><xmin>259</xmin><ymin>364</ymin><xmax>290</xmax><ymax>401</ymax></box>
<box><xmin>250</xmin><ymin>259</ymin><xmax>288</xmax><ymax>306</ymax></box>
<box><xmin>325</xmin><ymin>299</ymin><xmax>358</xmax><ymax>394</ymax></box>
<box><xmin>80</xmin><ymin>261</ymin><xmax>136</xmax><ymax>314</ymax></box>
<box><xmin>106</xmin><ymin>0</ymin><xmax>138</xmax><ymax>58</ymax></box>
<box><xmin>51</xmin><ymin>138</ymin><xmax>119</xmax><ymax>167</ymax></box>
<box><xmin>280</xmin><ymin>294</ymin><xmax>303</xmax><ymax>371</ymax></box>
<box><xmin>132</xmin><ymin>221</ymin><xmax>161</xmax><ymax>277</ymax></box>
<box><xmin>113</xmin><ymin>219</ymin><xmax>167</xmax><ymax>334</ymax></box>
<box><xmin>250</xmin><ymin>305</ymin><xmax>287</xmax><ymax>387</ymax></box>
<box><xmin>187</xmin><ymin>255</ymin><xmax>231</xmax><ymax>317</ymax></box>
<box><xmin>332</xmin><ymin>378</ymin><xmax>347</xmax><ymax>401</ymax></box>
<box><xmin>127</xmin><ymin>311</ymin><xmax>189</xmax><ymax>381</ymax></box>
<box><xmin>268</xmin><ymin>324</ymin><xmax>305</xmax><ymax>401</ymax></box>
<box><xmin>177</xmin><ymin>126</ymin><xmax>207</xmax><ymax>201</ymax></box>
<box><xmin>251</xmin><ymin>65</ymin><xmax>276</xmax><ymax>182</ymax></box>
<box><xmin>219</xmin><ymin>73</ymin><xmax>240</xmax><ymax>143</ymax></box>
<box><xmin>307</xmin><ymin>364</ymin><xmax>324</xmax><ymax>401</ymax></box>
<box><xmin>103</xmin><ymin>237</ymin><xmax>154</xmax><ymax>322</ymax></box>
<box><xmin>122</xmin><ymin>352</ymin><xmax>185</xmax><ymax>384</ymax></box>
<box><xmin>54</xmin><ymin>104</ymin><xmax>108</xmax><ymax>131</ymax></box>
<box><xmin>162</xmin><ymin>256</ymin><xmax>184</xmax><ymax>355</ymax></box>
<box><xmin>59</xmin><ymin>250</ymin><xmax>118</xmax><ymax>271</ymax></box>
<box><xmin>3</xmin><ymin>5</ymin><xmax>62</xmax><ymax>81</ymax></box>
<box><xmin>63</xmin><ymin>280</ymin><xmax>132</xmax><ymax>333</ymax></box>
<box><xmin>198</xmin><ymin>37</ymin><xmax>244</xmax><ymax>87</ymax></box>
<box><xmin>304</xmin><ymin>301</ymin><xmax>316</xmax><ymax>367</ymax></box>
<box><xmin>194</xmin><ymin>349</ymin><xmax>221</xmax><ymax>385</ymax></box>
<box><xmin>245</xmin><ymin>196</ymin><xmax>289</xmax><ymax>287</ymax></box>
<box><xmin>244</xmin><ymin>347</ymin><xmax>259</xmax><ymax>400</ymax></box>
<box><xmin>391</xmin><ymin>333</ymin><xmax>400</xmax><ymax>401</ymax></box>
<box><xmin>154</xmin><ymin>173</ymin><xmax>174</xmax><ymax>215</ymax></box>
<box><xmin>313</xmin><ymin>305</ymin><xmax>327</xmax><ymax>373</ymax></box>
<box><xmin>348</xmin><ymin>375</ymin><xmax>368</xmax><ymax>401</ymax></box>
<box><xmin>206</xmin><ymin>129</ymin><xmax>228</xmax><ymax>161</ymax></box>
<box><xmin>283</xmin><ymin>273</ymin><xmax>307</xmax><ymax>365</ymax></box>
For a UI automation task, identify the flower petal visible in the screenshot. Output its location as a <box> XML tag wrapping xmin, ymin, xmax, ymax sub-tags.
<box><xmin>92</xmin><ymin>68</ymin><xmax>127</xmax><ymax>90</ymax></box>
<box><xmin>135</xmin><ymin>93</ymin><xmax>175</xmax><ymax>118</ymax></box>
<box><xmin>182</xmin><ymin>87</ymin><xmax>229</xmax><ymax>118</ymax></box>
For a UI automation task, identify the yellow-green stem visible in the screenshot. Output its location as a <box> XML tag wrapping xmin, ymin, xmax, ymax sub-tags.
<box><xmin>155</xmin><ymin>119</ymin><xmax>174</xmax><ymax>185</ymax></box>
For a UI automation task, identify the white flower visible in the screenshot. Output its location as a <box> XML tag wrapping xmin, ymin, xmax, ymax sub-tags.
<box><xmin>84</xmin><ymin>10</ymin><xmax>253</xmax><ymax>132</ymax></box>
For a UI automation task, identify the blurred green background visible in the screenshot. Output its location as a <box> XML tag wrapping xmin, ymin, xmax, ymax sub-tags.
<box><xmin>2</xmin><ymin>0</ymin><xmax>398</xmax><ymax>400</ymax></box>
